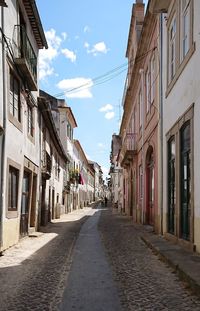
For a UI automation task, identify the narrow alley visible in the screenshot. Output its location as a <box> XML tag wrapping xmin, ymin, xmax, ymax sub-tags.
<box><xmin>0</xmin><ymin>203</ymin><xmax>200</xmax><ymax>311</ymax></box>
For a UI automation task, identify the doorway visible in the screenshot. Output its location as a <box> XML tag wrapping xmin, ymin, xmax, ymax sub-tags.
<box><xmin>146</xmin><ymin>147</ymin><xmax>154</xmax><ymax>225</ymax></box>
<box><xmin>20</xmin><ymin>171</ymin><xmax>30</xmax><ymax>236</ymax></box>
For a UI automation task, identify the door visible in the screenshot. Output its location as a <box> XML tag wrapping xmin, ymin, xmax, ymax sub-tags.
<box><xmin>168</xmin><ymin>138</ymin><xmax>175</xmax><ymax>234</ymax></box>
<box><xmin>180</xmin><ymin>123</ymin><xmax>190</xmax><ymax>240</ymax></box>
<box><xmin>48</xmin><ymin>186</ymin><xmax>51</xmax><ymax>221</ymax></box>
<box><xmin>130</xmin><ymin>170</ymin><xmax>133</xmax><ymax>216</ymax></box>
<box><xmin>41</xmin><ymin>180</ymin><xmax>46</xmax><ymax>226</ymax></box>
<box><xmin>52</xmin><ymin>188</ymin><xmax>55</xmax><ymax>219</ymax></box>
<box><xmin>146</xmin><ymin>148</ymin><xmax>154</xmax><ymax>225</ymax></box>
<box><xmin>20</xmin><ymin>171</ymin><xmax>30</xmax><ymax>236</ymax></box>
<box><xmin>30</xmin><ymin>175</ymin><xmax>37</xmax><ymax>228</ymax></box>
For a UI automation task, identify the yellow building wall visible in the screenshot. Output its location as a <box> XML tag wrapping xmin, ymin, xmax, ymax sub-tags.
<box><xmin>2</xmin><ymin>218</ymin><xmax>20</xmax><ymax>251</ymax></box>
<box><xmin>194</xmin><ymin>217</ymin><xmax>200</xmax><ymax>253</ymax></box>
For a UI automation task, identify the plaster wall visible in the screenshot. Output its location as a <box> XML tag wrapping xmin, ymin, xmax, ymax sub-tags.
<box><xmin>162</xmin><ymin>1</ymin><xmax>200</xmax><ymax>249</ymax></box>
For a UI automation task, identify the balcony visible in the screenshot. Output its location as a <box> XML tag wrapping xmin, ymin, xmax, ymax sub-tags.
<box><xmin>63</xmin><ymin>170</ymin><xmax>70</xmax><ymax>192</ymax></box>
<box><xmin>13</xmin><ymin>25</ymin><xmax>37</xmax><ymax>91</ymax></box>
<box><xmin>120</xmin><ymin>133</ymin><xmax>137</xmax><ymax>168</ymax></box>
<box><xmin>149</xmin><ymin>0</ymin><xmax>171</xmax><ymax>13</ymax></box>
<box><xmin>122</xmin><ymin>75</ymin><xmax>131</xmax><ymax>108</ymax></box>
<box><xmin>41</xmin><ymin>151</ymin><xmax>52</xmax><ymax>180</ymax></box>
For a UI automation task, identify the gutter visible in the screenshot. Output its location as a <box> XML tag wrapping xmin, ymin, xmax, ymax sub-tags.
<box><xmin>139</xmin><ymin>68</ymin><xmax>145</xmax><ymax>224</ymax></box>
<box><xmin>0</xmin><ymin>7</ymin><xmax>6</xmax><ymax>251</ymax></box>
<box><xmin>159</xmin><ymin>14</ymin><xmax>164</xmax><ymax>235</ymax></box>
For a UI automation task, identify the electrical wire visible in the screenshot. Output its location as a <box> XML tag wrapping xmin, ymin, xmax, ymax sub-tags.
<box><xmin>53</xmin><ymin>46</ymin><xmax>157</xmax><ymax>98</ymax></box>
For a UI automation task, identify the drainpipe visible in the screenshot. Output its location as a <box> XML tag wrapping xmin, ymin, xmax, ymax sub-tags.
<box><xmin>159</xmin><ymin>14</ymin><xmax>164</xmax><ymax>235</ymax></box>
<box><xmin>0</xmin><ymin>6</ymin><xmax>6</xmax><ymax>250</ymax></box>
<box><xmin>139</xmin><ymin>68</ymin><xmax>145</xmax><ymax>224</ymax></box>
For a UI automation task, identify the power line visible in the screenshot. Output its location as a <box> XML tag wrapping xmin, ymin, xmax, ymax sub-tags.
<box><xmin>53</xmin><ymin>46</ymin><xmax>157</xmax><ymax>98</ymax></box>
<box><xmin>54</xmin><ymin>62</ymin><xmax>128</xmax><ymax>97</ymax></box>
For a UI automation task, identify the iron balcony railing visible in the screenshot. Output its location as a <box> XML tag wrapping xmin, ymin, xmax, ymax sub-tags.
<box><xmin>13</xmin><ymin>25</ymin><xmax>37</xmax><ymax>90</ymax></box>
<box><xmin>120</xmin><ymin>133</ymin><xmax>137</xmax><ymax>167</ymax></box>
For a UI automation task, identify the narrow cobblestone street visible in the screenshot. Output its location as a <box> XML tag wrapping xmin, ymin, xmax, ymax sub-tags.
<box><xmin>0</xmin><ymin>205</ymin><xmax>200</xmax><ymax>310</ymax></box>
<box><xmin>99</xmin><ymin>207</ymin><xmax>200</xmax><ymax>311</ymax></box>
<box><xmin>0</xmin><ymin>208</ymin><xmax>93</xmax><ymax>311</ymax></box>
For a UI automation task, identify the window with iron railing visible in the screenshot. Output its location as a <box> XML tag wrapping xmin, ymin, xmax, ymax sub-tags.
<box><xmin>13</xmin><ymin>25</ymin><xmax>37</xmax><ymax>84</ymax></box>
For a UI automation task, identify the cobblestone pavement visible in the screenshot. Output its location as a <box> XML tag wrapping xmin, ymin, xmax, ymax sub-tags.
<box><xmin>98</xmin><ymin>208</ymin><xmax>200</xmax><ymax>311</ymax></box>
<box><xmin>0</xmin><ymin>208</ymin><xmax>95</xmax><ymax>311</ymax></box>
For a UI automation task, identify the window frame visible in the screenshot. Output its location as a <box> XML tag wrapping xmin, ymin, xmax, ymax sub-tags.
<box><xmin>6</xmin><ymin>158</ymin><xmax>21</xmax><ymax>218</ymax></box>
<box><xmin>9</xmin><ymin>70</ymin><xmax>21</xmax><ymax>123</ymax></box>
<box><xmin>168</xmin><ymin>15</ymin><xmax>177</xmax><ymax>83</ymax></box>
<box><xmin>165</xmin><ymin>104</ymin><xmax>194</xmax><ymax>244</ymax></box>
<box><xmin>27</xmin><ymin>103</ymin><xmax>34</xmax><ymax>138</ymax></box>
<box><xmin>180</xmin><ymin>0</ymin><xmax>191</xmax><ymax>61</ymax></box>
<box><xmin>150</xmin><ymin>54</ymin><xmax>155</xmax><ymax>103</ymax></box>
<box><xmin>166</xmin><ymin>0</ymin><xmax>194</xmax><ymax>96</ymax></box>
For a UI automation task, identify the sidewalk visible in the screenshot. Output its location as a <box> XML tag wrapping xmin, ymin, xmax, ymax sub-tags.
<box><xmin>114</xmin><ymin>206</ymin><xmax>200</xmax><ymax>298</ymax></box>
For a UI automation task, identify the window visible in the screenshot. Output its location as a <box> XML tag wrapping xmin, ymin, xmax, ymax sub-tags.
<box><xmin>139</xmin><ymin>165</ymin><xmax>143</xmax><ymax>199</ymax></box>
<box><xmin>181</xmin><ymin>0</ymin><xmax>190</xmax><ymax>60</ymax></box>
<box><xmin>169</xmin><ymin>17</ymin><xmax>176</xmax><ymax>82</ymax></box>
<box><xmin>145</xmin><ymin>69</ymin><xmax>150</xmax><ymax>113</ymax></box>
<box><xmin>150</xmin><ymin>55</ymin><xmax>155</xmax><ymax>102</ymax></box>
<box><xmin>9</xmin><ymin>72</ymin><xmax>21</xmax><ymax>122</ymax></box>
<box><xmin>139</xmin><ymin>90</ymin><xmax>142</xmax><ymax>127</ymax></box>
<box><xmin>167</xmin><ymin>1</ymin><xmax>193</xmax><ymax>91</ymax></box>
<box><xmin>27</xmin><ymin>105</ymin><xmax>34</xmax><ymax>136</ymax></box>
<box><xmin>8</xmin><ymin>166</ymin><xmax>19</xmax><ymax>211</ymax></box>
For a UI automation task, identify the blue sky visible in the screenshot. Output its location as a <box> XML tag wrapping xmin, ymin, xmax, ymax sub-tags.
<box><xmin>36</xmin><ymin>0</ymin><xmax>147</xmax><ymax>178</ymax></box>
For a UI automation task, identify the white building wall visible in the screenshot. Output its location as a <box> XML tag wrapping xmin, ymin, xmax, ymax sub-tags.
<box><xmin>1</xmin><ymin>2</ymin><xmax>41</xmax><ymax>250</ymax></box>
<box><xmin>162</xmin><ymin>1</ymin><xmax>200</xmax><ymax>251</ymax></box>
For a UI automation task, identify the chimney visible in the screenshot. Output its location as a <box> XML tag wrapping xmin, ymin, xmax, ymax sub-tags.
<box><xmin>133</xmin><ymin>0</ymin><xmax>145</xmax><ymax>42</ymax></box>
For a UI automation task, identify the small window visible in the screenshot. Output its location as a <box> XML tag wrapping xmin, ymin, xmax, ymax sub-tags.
<box><xmin>181</xmin><ymin>0</ymin><xmax>190</xmax><ymax>60</ymax></box>
<box><xmin>9</xmin><ymin>72</ymin><xmax>21</xmax><ymax>122</ymax></box>
<box><xmin>8</xmin><ymin>166</ymin><xmax>19</xmax><ymax>211</ymax></box>
<box><xmin>169</xmin><ymin>17</ymin><xmax>176</xmax><ymax>82</ymax></box>
<box><xmin>139</xmin><ymin>90</ymin><xmax>142</xmax><ymax>127</ymax></box>
<box><xmin>150</xmin><ymin>55</ymin><xmax>155</xmax><ymax>102</ymax></box>
<box><xmin>27</xmin><ymin>105</ymin><xmax>34</xmax><ymax>136</ymax></box>
<box><xmin>145</xmin><ymin>69</ymin><xmax>150</xmax><ymax>113</ymax></box>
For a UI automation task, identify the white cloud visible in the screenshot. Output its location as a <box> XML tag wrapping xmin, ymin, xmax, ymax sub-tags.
<box><xmin>99</xmin><ymin>104</ymin><xmax>113</xmax><ymax>112</ymax></box>
<box><xmin>85</xmin><ymin>41</ymin><xmax>109</xmax><ymax>56</ymax></box>
<box><xmin>84</xmin><ymin>25</ymin><xmax>90</xmax><ymax>33</ymax></box>
<box><xmin>75</xmin><ymin>35</ymin><xmax>80</xmax><ymax>40</ymax></box>
<box><xmin>98</xmin><ymin>143</ymin><xmax>105</xmax><ymax>148</ymax></box>
<box><xmin>39</xmin><ymin>28</ymin><xmax>62</xmax><ymax>80</ymax></box>
<box><xmin>61</xmin><ymin>32</ymin><xmax>68</xmax><ymax>40</ymax></box>
<box><xmin>57</xmin><ymin>77</ymin><xmax>93</xmax><ymax>99</ymax></box>
<box><xmin>105</xmin><ymin>111</ymin><xmax>115</xmax><ymax>120</ymax></box>
<box><xmin>61</xmin><ymin>48</ymin><xmax>76</xmax><ymax>63</ymax></box>
<box><xmin>84</xmin><ymin>42</ymin><xmax>90</xmax><ymax>49</ymax></box>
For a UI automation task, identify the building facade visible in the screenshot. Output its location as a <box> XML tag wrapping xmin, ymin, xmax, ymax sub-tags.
<box><xmin>156</xmin><ymin>0</ymin><xmax>200</xmax><ymax>252</ymax></box>
<box><xmin>0</xmin><ymin>0</ymin><xmax>47</xmax><ymax>250</ymax></box>
<box><xmin>118</xmin><ymin>0</ymin><xmax>161</xmax><ymax>233</ymax></box>
<box><xmin>38</xmin><ymin>97</ymin><xmax>69</xmax><ymax>226</ymax></box>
